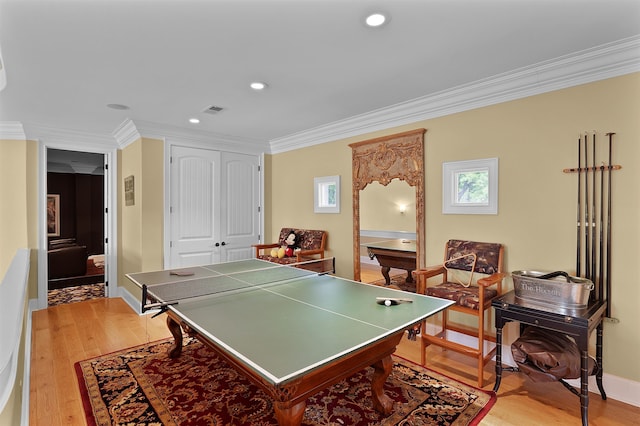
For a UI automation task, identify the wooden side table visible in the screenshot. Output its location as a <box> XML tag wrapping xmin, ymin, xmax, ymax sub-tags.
<box><xmin>492</xmin><ymin>291</ymin><xmax>607</xmax><ymax>426</ymax></box>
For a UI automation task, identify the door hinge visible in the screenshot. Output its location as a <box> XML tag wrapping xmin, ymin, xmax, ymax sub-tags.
<box><xmin>258</xmin><ymin>165</ymin><xmax>261</xmax><ymax>172</ymax></box>
<box><xmin>170</xmin><ymin>241</ymin><xmax>173</xmax><ymax>248</ymax></box>
<box><xmin>105</xmin><ymin>238</ymin><xmax>108</xmax><ymax>244</ymax></box>
<box><xmin>105</xmin><ymin>164</ymin><xmax>109</xmax><ymax>170</ymax></box>
<box><xmin>258</xmin><ymin>206</ymin><xmax>261</xmax><ymax>213</ymax></box>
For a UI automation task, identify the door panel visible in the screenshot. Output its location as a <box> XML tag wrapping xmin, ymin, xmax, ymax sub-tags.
<box><xmin>220</xmin><ymin>152</ymin><xmax>260</xmax><ymax>262</ymax></box>
<box><xmin>170</xmin><ymin>147</ymin><xmax>260</xmax><ymax>267</ymax></box>
<box><xmin>170</xmin><ymin>146</ymin><xmax>220</xmax><ymax>267</ymax></box>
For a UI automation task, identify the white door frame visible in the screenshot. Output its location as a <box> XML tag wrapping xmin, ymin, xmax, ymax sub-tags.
<box><xmin>163</xmin><ymin>139</ymin><xmax>264</xmax><ymax>268</ymax></box>
<box><xmin>37</xmin><ymin>137</ymin><xmax>118</xmax><ymax>310</ymax></box>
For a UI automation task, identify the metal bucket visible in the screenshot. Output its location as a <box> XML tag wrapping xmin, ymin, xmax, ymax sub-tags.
<box><xmin>512</xmin><ymin>270</ymin><xmax>594</xmax><ymax>308</ymax></box>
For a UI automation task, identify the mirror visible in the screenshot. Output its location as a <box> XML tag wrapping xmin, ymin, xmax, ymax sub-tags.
<box><xmin>359</xmin><ymin>180</ymin><xmax>416</xmax><ymax>285</ymax></box>
<box><xmin>349</xmin><ymin>129</ymin><xmax>426</xmax><ymax>282</ymax></box>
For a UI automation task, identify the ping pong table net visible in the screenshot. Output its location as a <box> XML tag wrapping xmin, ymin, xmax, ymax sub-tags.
<box><xmin>141</xmin><ymin>257</ymin><xmax>335</xmax><ymax>314</ymax></box>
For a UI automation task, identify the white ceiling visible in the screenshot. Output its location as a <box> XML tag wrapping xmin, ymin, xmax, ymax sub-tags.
<box><xmin>1</xmin><ymin>0</ymin><xmax>639</xmax><ymax>152</ymax></box>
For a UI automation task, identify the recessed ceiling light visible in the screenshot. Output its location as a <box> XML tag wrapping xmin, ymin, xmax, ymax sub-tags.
<box><xmin>365</xmin><ymin>13</ymin><xmax>387</xmax><ymax>27</ymax></box>
<box><xmin>106</xmin><ymin>103</ymin><xmax>130</xmax><ymax>110</ymax></box>
<box><xmin>189</xmin><ymin>118</ymin><xmax>200</xmax><ymax>124</ymax></box>
<box><xmin>250</xmin><ymin>81</ymin><xmax>268</xmax><ymax>90</ymax></box>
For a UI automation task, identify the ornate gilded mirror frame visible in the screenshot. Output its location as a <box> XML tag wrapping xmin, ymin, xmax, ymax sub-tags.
<box><xmin>349</xmin><ymin>128</ymin><xmax>426</xmax><ymax>281</ymax></box>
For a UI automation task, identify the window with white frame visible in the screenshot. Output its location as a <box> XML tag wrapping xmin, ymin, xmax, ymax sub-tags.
<box><xmin>442</xmin><ymin>158</ymin><xmax>498</xmax><ymax>214</ymax></box>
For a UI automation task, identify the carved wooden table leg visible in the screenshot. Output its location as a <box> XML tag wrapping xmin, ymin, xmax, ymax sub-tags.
<box><xmin>166</xmin><ymin>316</ymin><xmax>183</xmax><ymax>358</ymax></box>
<box><xmin>405</xmin><ymin>270</ymin><xmax>414</xmax><ymax>283</ymax></box>
<box><xmin>381</xmin><ymin>266</ymin><xmax>391</xmax><ymax>285</ymax></box>
<box><xmin>371</xmin><ymin>354</ymin><xmax>394</xmax><ymax>415</ymax></box>
<box><xmin>274</xmin><ymin>400</ymin><xmax>306</xmax><ymax>426</ymax></box>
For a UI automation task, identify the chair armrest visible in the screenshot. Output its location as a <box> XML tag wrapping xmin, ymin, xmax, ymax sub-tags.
<box><xmin>477</xmin><ymin>272</ymin><xmax>506</xmax><ymax>287</ymax></box>
<box><xmin>413</xmin><ymin>265</ymin><xmax>446</xmax><ymax>279</ymax></box>
<box><xmin>412</xmin><ymin>265</ymin><xmax>447</xmax><ymax>294</ymax></box>
<box><xmin>253</xmin><ymin>243</ymin><xmax>279</xmax><ymax>257</ymax></box>
<box><xmin>296</xmin><ymin>249</ymin><xmax>323</xmax><ymax>261</ymax></box>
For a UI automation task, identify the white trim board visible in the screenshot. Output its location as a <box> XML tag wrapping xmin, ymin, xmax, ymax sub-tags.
<box><xmin>421</xmin><ymin>323</ymin><xmax>640</xmax><ymax>408</ymax></box>
<box><xmin>270</xmin><ymin>36</ymin><xmax>640</xmax><ymax>154</ymax></box>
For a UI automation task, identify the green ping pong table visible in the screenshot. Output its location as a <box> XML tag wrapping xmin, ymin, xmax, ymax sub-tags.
<box><xmin>127</xmin><ymin>258</ymin><xmax>452</xmax><ymax>426</ymax></box>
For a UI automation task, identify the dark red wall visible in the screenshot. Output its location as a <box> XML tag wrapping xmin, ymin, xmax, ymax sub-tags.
<box><xmin>47</xmin><ymin>172</ymin><xmax>104</xmax><ymax>255</ymax></box>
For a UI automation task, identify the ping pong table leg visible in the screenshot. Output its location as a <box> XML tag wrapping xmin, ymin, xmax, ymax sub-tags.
<box><xmin>273</xmin><ymin>400</ymin><xmax>306</xmax><ymax>426</ymax></box>
<box><xmin>166</xmin><ymin>316</ymin><xmax>184</xmax><ymax>358</ymax></box>
<box><xmin>371</xmin><ymin>354</ymin><xmax>395</xmax><ymax>415</ymax></box>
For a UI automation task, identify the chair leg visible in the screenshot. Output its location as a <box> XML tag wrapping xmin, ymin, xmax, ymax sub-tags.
<box><xmin>442</xmin><ymin>309</ymin><xmax>448</xmax><ymax>335</ymax></box>
<box><xmin>420</xmin><ymin>318</ymin><xmax>428</xmax><ymax>366</ymax></box>
<box><xmin>477</xmin><ymin>308</ymin><xmax>486</xmax><ymax>388</ymax></box>
<box><xmin>477</xmin><ymin>355</ymin><xmax>484</xmax><ymax>388</ymax></box>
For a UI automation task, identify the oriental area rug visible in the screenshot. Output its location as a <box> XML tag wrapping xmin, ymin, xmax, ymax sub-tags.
<box><xmin>371</xmin><ymin>275</ymin><xmax>417</xmax><ymax>294</ymax></box>
<box><xmin>76</xmin><ymin>338</ymin><xmax>495</xmax><ymax>426</ymax></box>
<box><xmin>48</xmin><ymin>283</ymin><xmax>104</xmax><ymax>306</ymax></box>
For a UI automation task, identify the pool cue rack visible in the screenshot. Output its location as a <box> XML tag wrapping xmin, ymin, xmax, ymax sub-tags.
<box><xmin>563</xmin><ymin>131</ymin><xmax>620</xmax><ymax>319</ymax></box>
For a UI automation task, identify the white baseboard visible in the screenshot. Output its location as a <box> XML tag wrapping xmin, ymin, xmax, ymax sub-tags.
<box><xmin>360</xmin><ymin>230</ymin><xmax>416</xmax><ymax>240</ymax></box>
<box><xmin>119</xmin><ymin>285</ymin><xmax>163</xmax><ymax>318</ymax></box>
<box><xmin>422</xmin><ymin>323</ymin><xmax>639</xmax><ymax>408</ymax></box>
<box><xmin>564</xmin><ymin>371</ymin><xmax>640</xmax><ymax>408</ymax></box>
<box><xmin>21</xmin><ymin>299</ymin><xmax>38</xmax><ymax>426</ymax></box>
<box><xmin>119</xmin><ymin>285</ymin><xmax>143</xmax><ymax>314</ymax></box>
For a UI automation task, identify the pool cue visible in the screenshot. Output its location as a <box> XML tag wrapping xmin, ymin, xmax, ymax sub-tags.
<box><xmin>591</xmin><ymin>132</ymin><xmax>597</xmax><ymax>286</ymax></box>
<box><xmin>576</xmin><ymin>136</ymin><xmax>582</xmax><ymax>276</ymax></box>
<box><xmin>605</xmin><ymin>132</ymin><xmax>615</xmax><ymax>316</ymax></box>
<box><xmin>598</xmin><ymin>144</ymin><xmax>605</xmax><ymax>304</ymax></box>
<box><xmin>584</xmin><ymin>133</ymin><xmax>591</xmax><ymax>280</ymax></box>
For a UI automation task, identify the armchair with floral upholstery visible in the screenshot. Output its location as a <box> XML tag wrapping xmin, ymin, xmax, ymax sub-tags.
<box><xmin>253</xmin><ymin>228</ymin><xmax>328</xmax><ymax>266</ymax></box>
<box><xmin>413</xmin><ymin>239</ymin><xmax>505</xmax><ymax>387</ymax></box>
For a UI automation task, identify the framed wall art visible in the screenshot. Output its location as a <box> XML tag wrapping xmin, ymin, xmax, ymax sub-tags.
<box><xmin>124</xmin><ymin>175</ymin><xmax>135</xmax><ymax>206</ymax></box>
<box><xmin>47</xmin><ymin>194</ymin><xmax>60</xmax><ymax>236</ymax></box>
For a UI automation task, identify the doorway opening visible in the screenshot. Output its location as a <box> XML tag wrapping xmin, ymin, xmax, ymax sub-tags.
<box><xmin>46</xmin><ymin>148</ymin><xmax>106</xmax><ymax>306</ymax></box>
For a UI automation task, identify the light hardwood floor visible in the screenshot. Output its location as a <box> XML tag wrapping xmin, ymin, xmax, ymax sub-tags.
<box><xmin>30</xmin><ymin>268</ymin><xmax>639</xmax><ymax>425</ymax></box>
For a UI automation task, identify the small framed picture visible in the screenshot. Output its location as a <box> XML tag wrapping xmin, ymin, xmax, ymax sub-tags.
<box><xmin>125</xmin><ymin>175</ymin><xmax>135</xmax><ymax>206</ymax></box>
<box><xmin>47</xmin><ymin>194</ymin><xmax>60</xmax><ymax>236</ymax></box>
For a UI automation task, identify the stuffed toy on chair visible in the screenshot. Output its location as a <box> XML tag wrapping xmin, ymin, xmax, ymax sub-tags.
<box><xmin>270</xmin><ymin>231</ymin><xmax>300</xmax><ymax>258</ymax></box>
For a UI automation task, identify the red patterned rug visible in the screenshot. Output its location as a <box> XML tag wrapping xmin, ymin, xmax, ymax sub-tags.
<box><xmin>76</xmin><ymin>338</ymin><xmax>495</xmax><ymax>425</ymax></box>
<box><xmin>370</xmin><ymin>274</ymin><xmax>417</xmax><ymax>293</ymax></box>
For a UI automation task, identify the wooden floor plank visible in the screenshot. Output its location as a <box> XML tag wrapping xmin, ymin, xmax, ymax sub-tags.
<box><xmin>30</xmin><ymin>280</ymin><xmax>640</xmax><ymax>426</ymax></box>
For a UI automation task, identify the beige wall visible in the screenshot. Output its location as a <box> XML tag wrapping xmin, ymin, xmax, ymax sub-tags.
<box><xmin>360</xmin><ymin>180</ymin><xmax>416</xmax><ymax>232</ymax></box>
<box><xmin>0</xmin><ymin>138</ymin><xmax>38</xmax><ymax>424</ymax></box>
<box><xmin>118</xmin><ymin>137</ymin><xmax>164</xmax><ymax>297</ymax></box>
<box><xmin>267</xmin><ymin>73</ymin><xmax>640</xmax><ymax>382</ymax></box>
<box><xmin>0</xmin><ymin>74</ymin><xmax>637</xmax><ymax>423</ymax></box>
<box><xmin>0</xmin><ymin>140</ymin><xmax>29</xmax><ymax>274</ymax></box>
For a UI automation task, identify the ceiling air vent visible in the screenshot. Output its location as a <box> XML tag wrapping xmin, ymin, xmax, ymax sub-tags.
<box><xmin>203</xmin><ymin>105</ymin><xmax>224</xmax><ymax>114</ymax></box>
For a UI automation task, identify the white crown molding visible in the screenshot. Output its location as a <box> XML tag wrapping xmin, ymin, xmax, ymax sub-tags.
<box><xmin>0</xmin><ymin>121</ymin><xmax>26</xmax><ymax>140</ymax></box>
<box><xmin>20</xmin><ymin>123</ymin><xmax>117</xmax><ymax>150</ymax></box>
<box><xmin>112</xmin><ymin>118</ymin><xmax>142</xmax><ymax>149</ymax></box>
<box><xmin>115</xmin><ymin>118</ymin><xmax>268</xmax><ymax>154</ymax></box>
<box><xmin>269</xmin><ymin>35</ymin><xmax>640</xmax><ymax>154</ymax></box>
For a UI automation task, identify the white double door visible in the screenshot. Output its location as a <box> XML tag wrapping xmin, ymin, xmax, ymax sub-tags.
<box><xmin>169</xmin><ymin>145</ymin><xmax>260</xmax><ymax>268</ymax></box>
